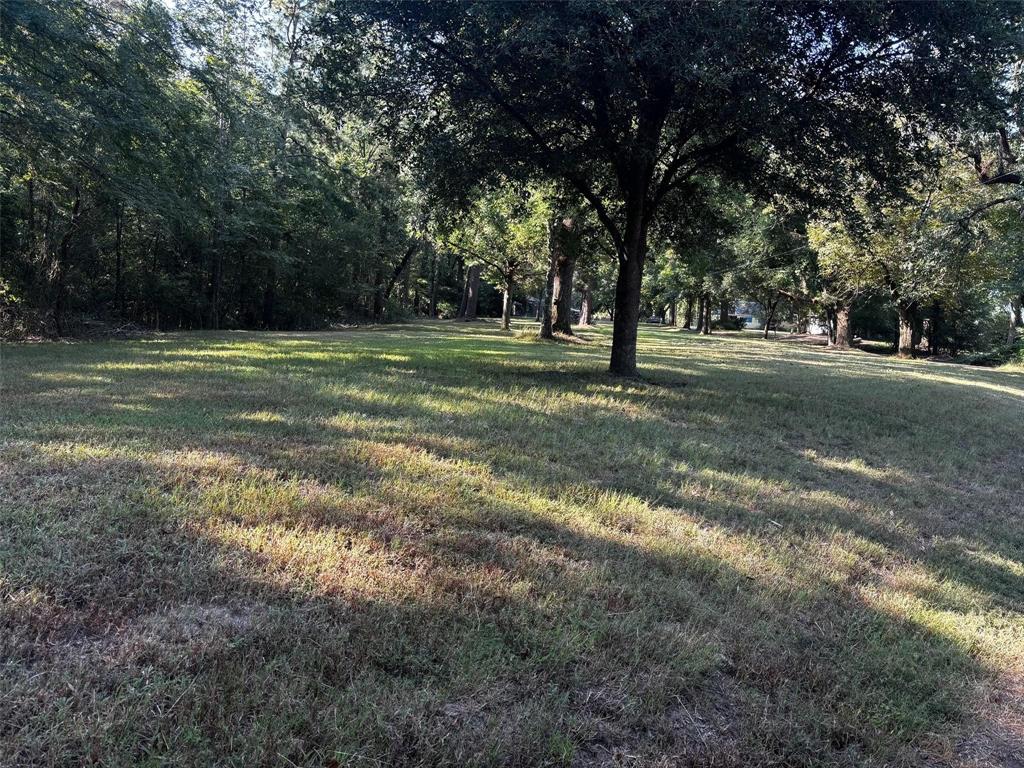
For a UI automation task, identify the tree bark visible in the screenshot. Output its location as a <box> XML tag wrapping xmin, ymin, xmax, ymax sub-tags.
<box><xmin>719</xmin><ymin>298</ymin><xmax>730</xmax><ymax>323</ymax></box>
<box><xmin>578</xmin><ymin>284</ymin><xmax>592</xmax><ymax>326</ymax></box>
<box><xmin>896</xmin><ymin>303</ymin><xmax>917</xmax><ymax>358</ymax></box>
<box><xmin>832</xmin><ymin>303</ymin><xmax>852</xmax><ymax>348</ymax></box>
<box><xmin>668</xmin><ymin>299</ymin><xmax>676</xmax><ymax>326</ymax></box>
<box><xmin>429</xmin><ymin>251</ymin><xmax>439</xmax><ymax>317</ymax></box>
<box><xmin>1012</xmin><ymin>295</ymin><xmax>1023</xmax><ymax>327</ymax></box>
<box><xmin>379</xmin><ymin>242</ymin><xmax>418</xmax><ymax>318</ymax></box>
<box><xmin>501</xmin><ymin>273</ymin><xmax>513</xmax><ymax>330</ymax></box>
<box><xmin>763</xmin><ymin>300</ymin><xmax>778</xmax><ymax>340</ymax></box>
<box><xmin>695</xmin><ymin>294</ymin><xmax>705</xmax><ymax>332</ymax></box>
<box><xmin>551</xmin><ymin>218</ymin><xmax>579</xmax><ymax>335</ymax></box>
<box><xmin>609</xmin><ymin>251</ymin><xmax>644</xmax><ymax>374</ymax></box>
<box><xmin>114</xmin><ymin>204</ymin><xmax>124</xmax><ymax>317</ymax></box>
<box><xmin>460</xmin><ymin>264</ymin><xmax>481</xmax><ymax>320</ymax></box>
<box><xmin>683</xmin><ymin>294</ymin><xmax>694</xmax><ymax>329</ymax></box>
<box><xmin>540</xmin><ymin>223</ymin><xmax>558</xmax><ymax>339</ymax></box>
<box><xmin>700</xmin><ymin>293</ymin><xmax>712</xmax><ymax>335</ymax></box>
<box><xmin>52</xmin><ymin>187</ymin><xmax>81</xmax><ymax>337</ymax></box>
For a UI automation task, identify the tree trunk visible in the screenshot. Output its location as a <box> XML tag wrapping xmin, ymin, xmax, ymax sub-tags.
<box><xmin>683</xmin><ymin>294</ymin><xmax>694</xmax><ymax>329</ymax></box>
<box><xmin>832</xmin><ymin>303</ymin><xmax>852</xmax><ymax>348</ymax></box>
<box><xmin>114</xmin><ymin>205</ymin><xmax>124</xmax><ymax>317</ymax></box>
<box><xmin>928</xmin><ymin>300</ymin><xmax>941</xmax><ymax>356</ymax></box>
<box><xmin>501</xmin><ymin>273</ymin><xmax>513</xmax><ymax>331</ymax></box>
<box><xmin>52</xmin><ymin>187</ymin><xmax>81</xmax><ymax>337</ymax></box>
<box><xmin>262</xmin><ymin>264</ymin><xmax>276</xmax><ymax>329</ymax></box>
<box><xmin>540</xmin><ymin>224</ymin><xmax>558</xmax><ymax>339</ymax></box>
<box><xmin>896</xmin><ymin>303</ymin><xmax>917</xmax><ymax>358</ymax></box>
<box><xmin>911</xmin><ymin>316</ymin><xmax>923</xmax><ymax>352</ymax></box>
<box><xmin>609</xmin><ymin>252</ymin><xmax>644</xmax><ymax>374</ymax></box>
<box><xmin>461</xmin><ymin>264</ymin><xmax>481</xmax><ymax>320</ymax></box>
<box><xmin>763</xmin><ymin>300</ymin><xmax>778</xmax><ymax>340</ymax></box>
<box><xmin>578</xmin><ymin>285</ymin><xmax>592</xmax><ymax>326</ymax></box>
<box><xmin>668</xmin><ymin>299</ymin><xmax>677</xmax><ymax>326</ymax></box>
<box><xmin>695</xmin><ymin>294</ymin><xmax>705</xmax><ymax>332</ymax></box>
<box><xmin>700</xmin><ymin>293</ymin><xmax>712</xmax><ymax>335</ymax></box>
<box><xmin>551</xmin><ymin>218</ymin><xmax>579</xmax><ymax>335</ymax></box>
<box><xmin>429</xmin><ymin>251</ymin><xmax>439</xmax><ymax>317</ymax></box>
<box><xmin>1012</xmin><ymin>295</ymin><xmax>1023</xmax><ymax>327</ymax></box>
<box><xmin>380</xmin><ymin>242</ymin><xmax>418</xmax><ymax>318</ymax></box>
<box><xmin>719</xmin><ymin>299</ymin><xmax>730</xmax><ymax>323</ymax></box>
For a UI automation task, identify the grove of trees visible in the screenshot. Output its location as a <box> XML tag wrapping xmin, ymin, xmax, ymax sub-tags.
<box><xmin>3</xmin><ymin>0</ymin><xmax>1024</xmax><ymax>371</ymax></box>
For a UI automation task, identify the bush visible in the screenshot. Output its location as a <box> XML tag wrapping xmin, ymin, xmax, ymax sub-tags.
<box><xmin>712</xmin><ymin>316</ymin><xmax>746</xmax><ymax>331</ymax></box>
<box><xmin>963</xmin><ymin>336</ymin><xmax>1023</xmax><ymax>367</ymax></box>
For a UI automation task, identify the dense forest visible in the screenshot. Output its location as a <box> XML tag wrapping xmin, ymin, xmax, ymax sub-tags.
<box><xmin>3</xmin><ymin>0</ymin><xmax>1023</xmax><ymax>371</ymax></box>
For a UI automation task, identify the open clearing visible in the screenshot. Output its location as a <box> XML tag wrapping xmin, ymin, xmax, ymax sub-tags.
<box><xmin>1</xmin><ymin>322</ymin><xmax>1022</xmax><ymax>767</ymax></box>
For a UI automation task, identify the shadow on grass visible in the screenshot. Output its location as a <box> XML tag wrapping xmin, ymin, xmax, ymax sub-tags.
<box><xmin>1</xmin><ymin>323</ymin><xmax>1021</xmax><ymax>766</ymax></box>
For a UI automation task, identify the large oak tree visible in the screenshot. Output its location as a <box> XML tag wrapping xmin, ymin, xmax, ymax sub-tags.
<box><xmin>319</xmin><ymin>0</ymin><xmax>1019</xmax><ymax>374</ymax></box>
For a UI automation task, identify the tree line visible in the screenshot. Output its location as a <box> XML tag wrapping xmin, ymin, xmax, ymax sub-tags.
<box><xmin>3</xmin><ymin>1</ymin><xmax>1023</xmax><ymax>370</ymax></box>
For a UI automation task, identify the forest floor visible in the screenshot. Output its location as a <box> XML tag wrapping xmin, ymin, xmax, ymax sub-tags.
<box><xmin>2</xmin><ymin>321</ymin><xmax>1022</xmax><ymax>767</ymax></box>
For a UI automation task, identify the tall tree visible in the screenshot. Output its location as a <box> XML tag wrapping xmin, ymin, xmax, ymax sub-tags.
<box><xmin>321</xmin><ymin>1</ymin><xmax>1021</xmax><ymax>374</ymax></box>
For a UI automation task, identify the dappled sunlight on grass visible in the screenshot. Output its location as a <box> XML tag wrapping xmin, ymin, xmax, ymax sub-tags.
<box><xmin>2</xmin><ymin>322</ymin><xmax>1022</xmax><ymax>766</ymax></box>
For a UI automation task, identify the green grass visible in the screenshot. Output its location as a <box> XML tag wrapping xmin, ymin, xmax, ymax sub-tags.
<box><xmin>1</xmin><ymin>321</ymin><xmax>1022</xmax><ymax>767</ymax></box>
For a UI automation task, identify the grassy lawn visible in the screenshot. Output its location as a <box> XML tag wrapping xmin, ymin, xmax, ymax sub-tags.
<box><xmin>1</xmin><ymin>322</ymin><xmax>1022</xmax><ymax>767</ymax></box>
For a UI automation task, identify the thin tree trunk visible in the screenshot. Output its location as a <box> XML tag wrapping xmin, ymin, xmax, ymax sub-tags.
<box><xmin>456</xmin><ymin>258</ymin><xmax>467</xmax><ymax>317</ymax></box>
<box><xmin>114</xmin><ymin>204</ymin><xmax>124</xmax><ymax>317</ymax></box>
<box><xmin>380</xmin><ymin>242</ymin><xmax>418</xmax><ymax>318</ymax></box>
<box><xmin>429</xmin><ymin>251</ymin><xmax>438</xmax><ymax>317</ymax></box>
<box><xmin>763</xmin><ymin>300</ymin><xmax>778</xmax><ymax>340</ymax></box>
<box><xmin>1012</xmin><ymin>295</ymin><xmax>1023</xmax><ymax>327</ymax></box>
<box><xmin>578</xmin><ymin>284</ymin><xmax>592</xmax><ymax>326</ymax></box>
<box><xmin>696</xmin><ymin>294</ymin><xmax>705</xmax><ymax>332</ymax></box>
<box><xmin>540</xmin><ymin>223</ymin><xmax>558</xmax><ymax>339</ymax></box>
<box><xmin>683</xmin><ymin>294</ymin><xmax>694</xmax><ymax>329</ymax></box>
<box><xmin>52</xmin><ymin>187</ymin><xmax>81</xmax><ymax>337</ymax></box>
<box><xmin>461</xmin><ymin>264</ymin><xmax>481</xmax><ymax>320</ymax></box>
<box><xmin>262</xmin><ymin>264</ymin><xmax>276</xmax><ymax>329</ymax></box>
<box><xmin>501</xmin><ymin>273</ymin><xmax>513</xmax><ymax>331</ymax></box>
<box><xmin>928</xmin><ymin>300</ymin><xmax>941</xmax><ymax>356</ymax></box>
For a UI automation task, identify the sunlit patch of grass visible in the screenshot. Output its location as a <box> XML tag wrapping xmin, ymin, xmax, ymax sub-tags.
<box><xmin>1</xmin><ymin>321</ymin><xmax>1022</xmax><ymax>766</ymax></box>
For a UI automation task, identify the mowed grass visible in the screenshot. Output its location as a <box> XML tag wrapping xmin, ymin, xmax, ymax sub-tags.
<box><xmin>1</xmin><ymin>321</ymin><xmax>1022</xmax><ymax>768</ymax></box>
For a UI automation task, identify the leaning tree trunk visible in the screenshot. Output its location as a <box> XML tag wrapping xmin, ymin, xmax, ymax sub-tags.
<box><xmin>832</xmin><ymin>303</ymin><xmax>852</xmax><ymax>348</ymax></box>
<box><xmin>501</xmin><ymin>273</ymin><xmax>513</xmax><ymax>331</ymax></box>
<box><xmin>896</xmin><ymin>303</ymin><xmax>918</xmax><ymax>359</ymax></box>
<box><xmin>578</xmin><ymin>284</ymin><xmax>592</xmax><ymax>326</ymax></box>
<box><xmin>763</xmin><ymin>300</ymin><xmax>778</xmax><ymax>340</ymax></box>
<box><xmin>461</xmin><ymin>264</ymin><xmax>481</xmax><ymax>320</ymax></box>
